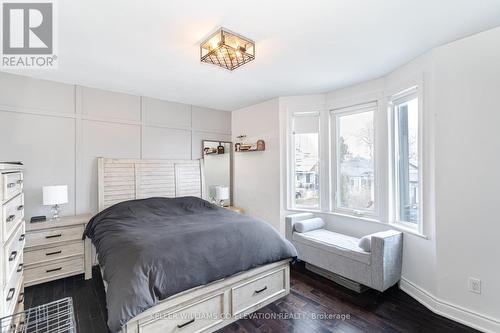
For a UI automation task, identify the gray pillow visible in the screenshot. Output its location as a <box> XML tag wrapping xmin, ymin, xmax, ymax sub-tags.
<box><xmin>294</xmin><ymin>218</ymin><xmax>325</xmax><ymax>233</ymax></box>
<box><xmin>358</xmin><ymin>235</ymin><xmax>372</xmax><ymax>252</ymax></box>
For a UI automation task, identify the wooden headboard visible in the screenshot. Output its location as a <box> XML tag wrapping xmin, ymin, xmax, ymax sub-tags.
<box><xmin>97</xmin><ymin>158</ymin><xmax>205</xmax><ymax>212</ymax></box>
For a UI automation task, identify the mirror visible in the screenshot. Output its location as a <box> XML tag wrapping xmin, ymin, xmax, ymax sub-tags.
<box><xmin>202</xmin><ymin>140</ymin><xmax>232</xmax><ymax>207</ymax></box>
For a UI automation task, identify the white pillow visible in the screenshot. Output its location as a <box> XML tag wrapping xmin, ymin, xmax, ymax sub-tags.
<box><xmin>358</xmin><ymin>235</ymin><xmax>372</xmax><ymax>252</ymax></box>
<box><xmin>294</xmin><ymin>218</ymin><xmax>325</xmax><ymax>233</ymax></box>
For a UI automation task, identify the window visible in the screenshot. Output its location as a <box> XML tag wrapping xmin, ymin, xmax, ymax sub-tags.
<box><xmin>291</xmin><ymin>113</ymin><xmax>320</xmax><ymax>209</ymax></box>
<box><xmin>332</xmin><ymin>103</ymin><xmax>376</xmax><ymax>216</ymax></box>
<box><xmin>391</xmin><ymin>89</ymin><xmax>420</xmax><ymax>226</ymax></box>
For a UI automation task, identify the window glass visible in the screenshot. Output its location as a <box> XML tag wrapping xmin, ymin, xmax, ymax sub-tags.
<box><xmin>336</xmin><ymin>109</ymin><xmax>375</xmax><ymax>212</ymax></box>
<box><xmin>394</xmin><ymin>97</ymin><xmax>419</xmax><ymax>224</ymax></box>
<box><xmin>293</xmin><ymin>114</ymin><xmax>320</xmax><ymax>209</ymax></box>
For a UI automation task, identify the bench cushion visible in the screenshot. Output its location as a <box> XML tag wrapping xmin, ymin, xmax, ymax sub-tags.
<box><xmin>293</xmin><ymin>229</ymin><xmax>371</xmax><ymax>265</ymax></box>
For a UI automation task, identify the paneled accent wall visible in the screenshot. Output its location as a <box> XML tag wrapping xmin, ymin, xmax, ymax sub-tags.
<box><xmin>0</xmin><ymin>72</ymin><xmax>231</xmax><ymax>218</ymax></box>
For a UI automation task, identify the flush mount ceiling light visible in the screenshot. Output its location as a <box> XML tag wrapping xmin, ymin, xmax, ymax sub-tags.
<box><xmin>200</xmin><ymin>28</ymin><xmax>255</xmax><ymax>71</ymax></box>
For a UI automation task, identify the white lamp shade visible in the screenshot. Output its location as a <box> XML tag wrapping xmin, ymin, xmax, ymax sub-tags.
<box><xmin>214</xmin><ymin>186</ymin><xmax>230</xmax><ymax>201</ymax></box>
<box><xmin>43</xmin><ymin>185</ymin><xmax>68</xmax><ymax>205</ymax></box>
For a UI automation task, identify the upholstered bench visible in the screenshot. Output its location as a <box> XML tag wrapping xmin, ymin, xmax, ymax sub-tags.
<box><xmin>286</xmin><ymin>213</ymin><xmax>403</xmax><ymax>292</ymax></box>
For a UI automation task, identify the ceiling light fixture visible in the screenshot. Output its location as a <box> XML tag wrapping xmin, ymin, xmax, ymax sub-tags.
<box><xmin>200</xmin><ymin>28</ymin><xmax>255</xmax><ymax>71</ymax></box>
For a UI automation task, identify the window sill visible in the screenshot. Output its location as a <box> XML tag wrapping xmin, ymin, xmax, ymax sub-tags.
<box><xmin>285</xmin><ymin>208</ymin><xmax>429</xmax><ymax>240</ymax></box>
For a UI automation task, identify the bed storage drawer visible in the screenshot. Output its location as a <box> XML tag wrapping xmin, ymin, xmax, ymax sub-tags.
<box><xmin>24</xmin><ymin>257</ymin><xmax>83</xmax><ymax>287</ymax></box>
<box><xmin>24</xmin><ymin>241</ymin><xmax>83</xmax><ymax>265</ymax></box>
<box><xmin>4</xmin><ymin>222</ymin><xmax>25</xmax><ymax>282</ymax></box>
<box><xmin>231</xmin><ymin>268</ymin><xmax>286</xmax><ymax>316</ymax></box>
<box><xmin>25</xmin><ymin>225</ymin><xmax>84</xmax><ymax>248</ymax></box>
<box><xmin>139</xmin><ymin>293</ymin><xmax>224</xmax><ymax>333</ymax></box>
<box><xmin>1</xmin><ymin>172</ymin><xmax>23</xmax><ymax>203</ymax></box>
<box><xmin>2</xmin><ymin>193</ymin><xmax>24</xmax><ymax>242</ymax></box>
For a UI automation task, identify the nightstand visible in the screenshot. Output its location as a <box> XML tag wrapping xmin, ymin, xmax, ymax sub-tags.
<box><xmin>23</xmin><ymin>214</ymin><xmax>92</xmax><ymax>287</ymax></box>
<box><xmin>225</xmin><ymin>206</ymin><xmax>244</xmax><ymax>214</ymax></box>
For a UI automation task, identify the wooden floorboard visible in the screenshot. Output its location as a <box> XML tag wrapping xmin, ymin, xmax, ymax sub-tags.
<box><xmin>24</xmin><ymin>263</ymin><xmax>479</xmax><ymax>333</ymax></box>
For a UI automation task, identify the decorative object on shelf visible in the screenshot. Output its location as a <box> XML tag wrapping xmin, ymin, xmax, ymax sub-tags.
<box><xmin>200</xmin><ymin>28</ymin><xmax>255</xmax><ymax>71</ymax></box>
<box><xmin>234</xmin><ymin>137</ymin><xmax>266</xmax><ymax>152</ymax></box>
<box><xmin>42</xmin><ymin>185</ymin><xmax>68</xmax><ymax>220</ymax></box>
<box><xmin>210</xmin><ymin>185</ymin><xmax>230</xmax><ymax>207</ymax></box>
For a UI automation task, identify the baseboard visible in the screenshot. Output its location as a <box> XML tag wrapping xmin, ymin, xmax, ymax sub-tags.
<box><xmin>399</xmin><ymin>277</ymin><xmax>500</xmax><ymax>333</ymax></box>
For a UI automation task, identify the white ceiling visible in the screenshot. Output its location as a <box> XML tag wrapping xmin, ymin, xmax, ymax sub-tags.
<box><xmin>7</xmin><ymin>0</ymin><xmax>500</xmax><ymax>110</ymax></box>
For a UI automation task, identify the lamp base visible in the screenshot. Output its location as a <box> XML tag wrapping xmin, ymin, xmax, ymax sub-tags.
<box><xmin>50</xmin><ymin>204</ymin><xmax>60</xmax><ymax>220</ymax></box>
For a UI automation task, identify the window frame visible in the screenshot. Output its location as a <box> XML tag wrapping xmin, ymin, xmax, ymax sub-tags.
<box><xmin>289</xmin><ymin>111</ymin><xmax>321</xmax><ymax>211</ymax></box>
<box><xmin>388</xmin><ymin>86</ymin><xmax>423</xmax><ymax>232</ymax></box>
<box><xmin>330</xmin><ymin>102</ymin><xmax>379</xmax><ymax>219</ymax></box>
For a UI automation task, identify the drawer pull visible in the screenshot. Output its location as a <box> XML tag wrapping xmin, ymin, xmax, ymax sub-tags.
<box><xmin>17</xmin><ymin>205</ymin><xmax>24</xmax><ymax>211</ymax></box>
<box><xmin>16</xmin><ymin>180</ymin><xmax>23</xmax><ymax>185</ymax></box>
<box><xmin>45</xmin><ymin>234</ymin><xmax>62</xmax><ymax>239</ymax></box>
<box><xmin>17</xmin><ymin>292</ymin><xmax>24</xmax><ymax>304</ymax></box>
<box><xmin>19</xmin><ymin>234</ymin><xmax>25</xmax><ymax>241</ymax></box>
<box><xmin>8</xmin><ymin>251</ymin><xmax>17</xmax><ymax>261</ymax></box>
<box><xmin>46</xmin><ymin>267</ymin><xmax>62</xmax><ymax>273</ymax></box>
<box><xmin>177</xmin><ymin>318</ymin><xmax>195</xmax><ymax>329</ymax></box>
<box><xmin>46</xmin><ymin>250</ymin><xmax>62</xmax><ymax>256</ymax></box>
<box><xmin>7</xmin><ymin>183</ymin><xmax>15</xmax><ymax>188</ymax></box>
<box><xmin>17</xmin><ymin>263</ymin><xmax>23</xmax><ymax>272</ymax></box>
<box><xmin>254</xmin><ymin>286</ymin><xmax>268</xmax><ymax>294</ymax></box>
<box><xmin>6</xmin><ymin>288</ymin><xmax>15</xmax><ymax>301</ymax></box>
<box><xmin>6</xmin><ymin>215</ymin><xmax>15</xmax><ymax>222</ymax></box>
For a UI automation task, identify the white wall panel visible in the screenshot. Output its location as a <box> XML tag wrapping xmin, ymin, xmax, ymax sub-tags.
<box><xmin>80</xmin><ymin>120</ymin><xmax>141</xmax><ymax>213</ymax></box>
<box><xmin>0</xmin><ymin>72</ymin><xmax>74</xmax><ymax>114</ymax></box>
<box><xmin>143</xmin><ymin>126</ymin><xmax>191</xmax><ymax>160</ymax></box>
<box><xmin>143</xmin><ymin>97</ymin><xmax>191</xmax><ymax>128</ymax></box>
<box><xmin>192</xmin><ymin>106</ymin><xmax>231</xmax><ymax>134</ymax></box>
<box><xmin>0</xmin><ymin>111</ymin><xmax>75</xmax><ymax>218</ymax></box>
<box><xmin>81</xmin><ymin>87</ymin><xmax>141</xmax><ymax>122</ymax></box>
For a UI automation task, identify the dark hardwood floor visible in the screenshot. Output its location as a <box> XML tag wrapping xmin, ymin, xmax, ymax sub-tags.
<box><xmin>25</xmin><ymin>263</ymin><xmax>479</xmax><ymax>333</ymax></box>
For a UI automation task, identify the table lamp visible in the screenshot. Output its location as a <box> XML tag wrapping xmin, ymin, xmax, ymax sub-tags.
<box><xmin>214</xmin><ymin>185</ymin><xmax>229</xmax><ymax>207</ymax></box>
<box><xmin>43</xmin><ymin>185</ymin><xmax>68</xmax><ymax>220</ymax></box>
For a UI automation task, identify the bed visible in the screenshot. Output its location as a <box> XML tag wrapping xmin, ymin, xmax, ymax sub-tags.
<box><xmin>85</xmin><ymin>158</ymin><xmax>297</xmax><ymax>333</ymax></box>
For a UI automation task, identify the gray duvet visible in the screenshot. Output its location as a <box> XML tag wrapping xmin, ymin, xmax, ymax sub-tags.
<box><xmin>83</xmin><ymin>196</ymin><xmax>297</xmax><ymax>332</ymax></box>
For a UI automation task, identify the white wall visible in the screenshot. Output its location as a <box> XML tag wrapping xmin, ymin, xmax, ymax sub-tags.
<box><xmin>0</xmin><ymin>72</ymin><xmax>231</xmax><ymax>218</ymax></box>
<box><xmin>232</xmin><ymin>99</ymin><xmax>281</xmax><ymax>231</ymax></box>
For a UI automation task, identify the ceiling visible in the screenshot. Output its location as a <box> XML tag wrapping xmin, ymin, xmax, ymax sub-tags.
<box><xmin>7</xmin><ymin>0</ymin><xmax>500</xmax><ymax>110</ymax></box>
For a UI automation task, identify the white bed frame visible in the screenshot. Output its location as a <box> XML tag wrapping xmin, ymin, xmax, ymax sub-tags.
<box><xmin>97</xmin><ymin>158</ymin><xmax>291</xmax><ymax>333</ymax></box>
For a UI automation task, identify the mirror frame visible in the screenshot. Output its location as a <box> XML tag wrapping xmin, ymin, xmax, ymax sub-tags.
<box><xmin>202</xmin><ymin>140</ymin><xmax>233</xmax><ymax>206</ymax></box>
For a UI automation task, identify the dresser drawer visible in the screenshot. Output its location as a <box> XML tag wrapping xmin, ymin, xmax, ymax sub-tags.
<box><xmin>4</xmin><ymin>222</ymin><xmax>25</xmax><ymax>283</ymax></box>
<box><xmin>2</xmin><ymin>193</ymin><xmax>24</xmax><ymax>242</ymax></box>
<box><xmin>24</xmin><ymin>241</ymin><xmax>83</xmax><ymax>266</ymax></box>
<box><xmin>25</xmin><ymin>225</ymin><xmax>84</xmax><ymax>248</ymax></box>
<box><xmin>4</xmin><ymin>257</ymin><xmax>23</xmax><ymax>317</ymax></box>
<box><xmin>139</xmin><ymin>293</ymin><xmax>224</xmax><ymax>333</ymax></box>
<box><xmin>25</xmin><ymin>257</ymin><xmax>83</xmax><ymax>286</ymax></box>
<box><xmin>1</xmin><ymin>172</ymin><xmax>23</xmax><ymax>203</ymax></box>
<box><xmin>231</xmin><ymin>268</ymin><xmax>286</xmax><ymax>316</ymax></box>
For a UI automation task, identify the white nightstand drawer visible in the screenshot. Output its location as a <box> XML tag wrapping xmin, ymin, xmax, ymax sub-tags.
<box><xmin>25</xmin><ymin>257</ymin><xmax>83</xmax><ymax>287</ymax></box>
<box><xmin>4</xmin><ymin>222</ymin><xmax>25</xmax><ymax>283</ymax></box>
<box><xmin>1</xmin><ymin>172</ymin><xmax>23</xmax><ymax>203</ymax></box>
<box><xmin>25</xmin><ymin>241</ymin><xmax>83</xmax><ymax>266</ymax></box>
<box><xmin>25</xmin><ymin>225</ymin><xmax>84</xmax><ymax>248</ymax></box>
<box><xmin>2</xmin><ymin>193</ymin><xmax>24</xmax><ymax>242</ymax></box>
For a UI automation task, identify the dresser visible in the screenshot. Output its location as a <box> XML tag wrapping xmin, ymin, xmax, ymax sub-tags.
<box><xmin>24</xmin><ymin>214</ymin><xmax>92</xmax><ymax>287</ymax></box>
<box><xmin>0</xmin><ymin>163</ymin><xmax>25</xmax><ymax>319</ymax></box>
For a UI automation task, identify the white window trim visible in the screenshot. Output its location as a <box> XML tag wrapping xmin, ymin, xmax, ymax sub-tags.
<box><xmin>288</xmin><ymin>111</ymin><xmax>321</xmax><ymax>211</ymax></box>
<box><xmin>388</xmin><ymin>86</ymin><xmax>424</xmax><ymax>234</ymax></box>
<box><xmin>330</xmin><ymin>101</ymin><xmax>380</xmax><ymax>219</ymax></box>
